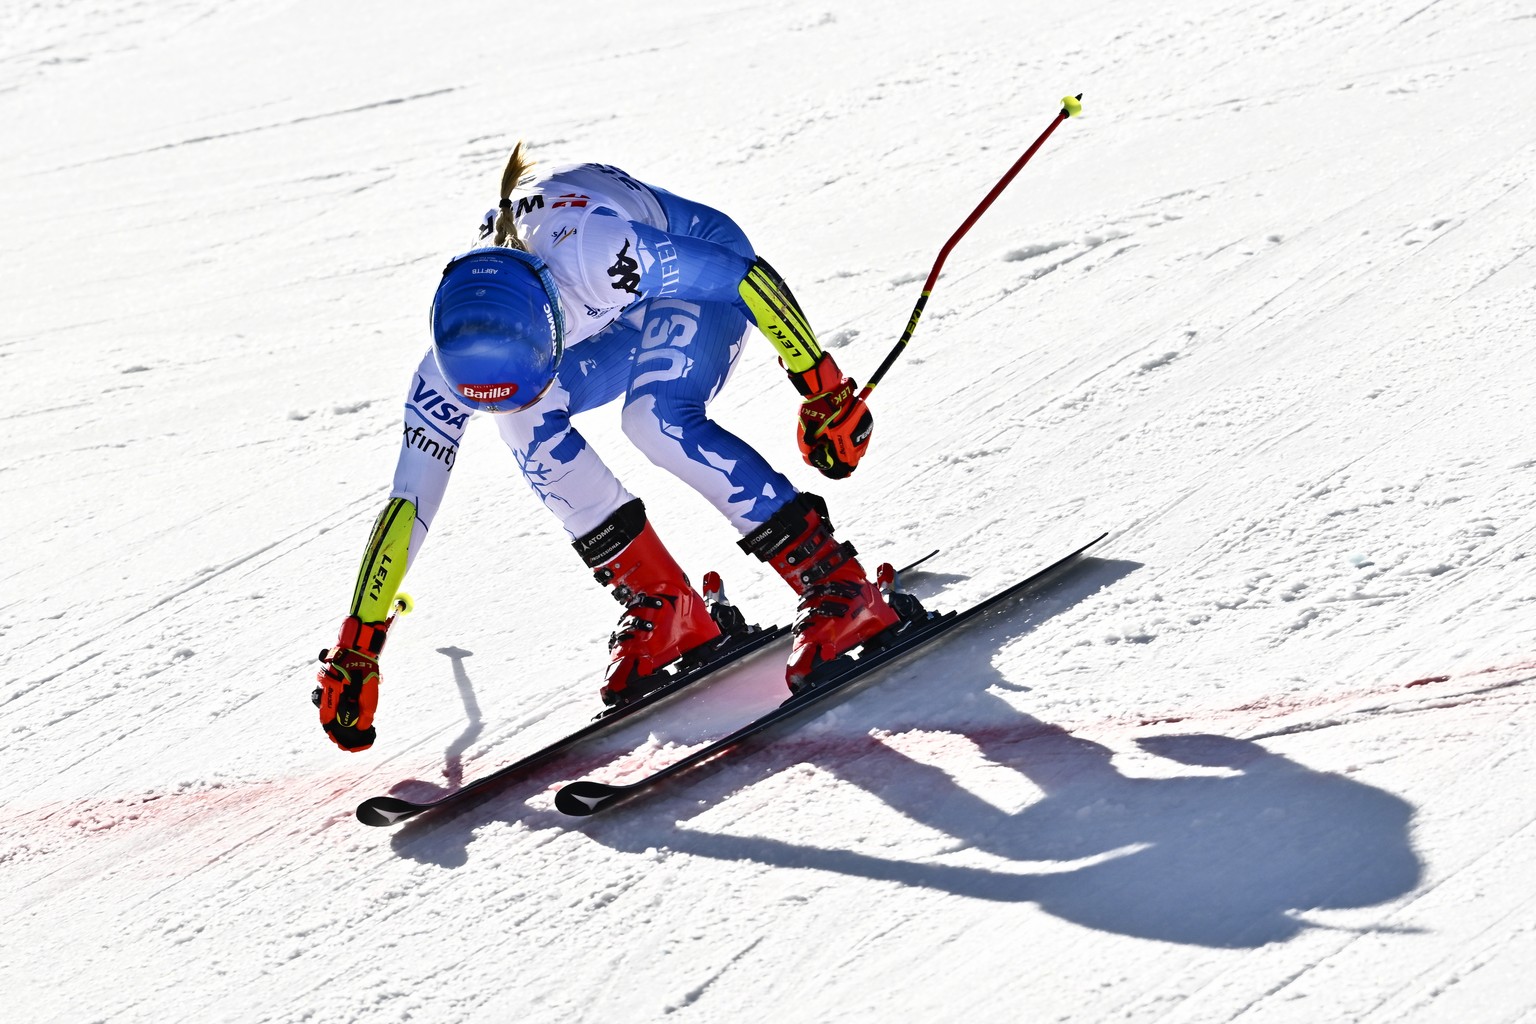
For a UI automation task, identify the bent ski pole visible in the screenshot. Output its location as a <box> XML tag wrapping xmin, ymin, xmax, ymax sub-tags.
<box><xmin>858</xmin><ymin>94</ymin><xmax>1083</xmax><ymax>403</ymax></box>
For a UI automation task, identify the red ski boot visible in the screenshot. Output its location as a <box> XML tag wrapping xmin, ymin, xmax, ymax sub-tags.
<box><xmin>738</xmin><ymin>493</ymin><xmax>900</xmax><ymax>693</ymax></box>
<box><xmin>574</xmin><ymin>500</ymin><xmax>722</xmax><ymax>707</ymax></box>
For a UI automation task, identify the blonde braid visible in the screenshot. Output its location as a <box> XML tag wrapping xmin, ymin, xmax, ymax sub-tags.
<box><xmin>492</xmin><ymin>141</ymin><xmax>536</xmax><ymax>250</ymax></box>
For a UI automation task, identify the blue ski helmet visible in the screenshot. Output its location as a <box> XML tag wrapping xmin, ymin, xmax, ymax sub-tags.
<box><xmin>430</xmin><ymin>247</ymin><xmax>566</xmax><ymax>413</ymax></box>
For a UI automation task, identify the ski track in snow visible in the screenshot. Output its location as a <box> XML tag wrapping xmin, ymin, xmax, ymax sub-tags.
<box><xmin>4</xmin><ymin>0</ymin><xmax>1536</xmax><ymax>1022</ymax></box>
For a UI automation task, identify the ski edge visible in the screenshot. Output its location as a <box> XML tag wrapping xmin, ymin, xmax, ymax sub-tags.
<box><xmin>353</xmin><ymin>550</ymin><xmax>947</xmax><ymax>827</ymax></box>
<box><xmin>553</xmin><ymin>533</ymin><xmax>1109</xmax><ymax>818</ymax></box>
<box><xmin>354</xmin><ymin>624</ymin><xmax>788</xmax><ymax>826</ymax></box>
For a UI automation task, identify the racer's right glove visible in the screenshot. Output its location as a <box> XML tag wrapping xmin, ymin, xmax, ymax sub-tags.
<box><xmin>312</xmin><ymin>616</ymin><xmax>391</xmax><ymax>752</ymax></box>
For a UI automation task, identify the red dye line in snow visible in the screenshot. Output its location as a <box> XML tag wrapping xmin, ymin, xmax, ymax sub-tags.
<box><xmin>0</xmin><ymin>772</ymin><xmax>370</xmax><ymax>850</ymax></box>
<box><xmin>1132</xmin><ymin>659</ymin><xmax>1530</xmax><ymax>729</ymax></box>
<box><xmin>6</xmin><ymin>659</ymin><xmax>1529</xmax><ymax>838</ymax></box>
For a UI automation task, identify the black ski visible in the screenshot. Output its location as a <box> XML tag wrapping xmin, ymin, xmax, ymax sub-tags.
<box><xmin>554</xmin><ymin>534</ymin><xmax>1107</xmax><ymax>817</ymax></box>
<box><xmin>355</xmin><ymin>625</ymin><xmax>785</xmax><ymax>827</ymax></box>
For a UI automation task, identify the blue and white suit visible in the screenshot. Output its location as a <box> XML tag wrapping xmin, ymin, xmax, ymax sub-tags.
<box><xmin>389</xmin><ymin>163</ymin><xmax>799</xmax><ymax>559</ymax></box>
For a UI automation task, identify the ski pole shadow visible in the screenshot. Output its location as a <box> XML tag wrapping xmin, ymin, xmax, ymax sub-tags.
<box><xmin>436</xmin><ymin>646</ymin><xmax>483</xmax><ymax>790</ymax></box>
<box><xmin>378</xmin><ymin>645</ymin><xmax>484</xmax><ymax>797</ymax></box>
<box><xmin>570</xmin><ymin>557</ymin><xmax>1425</xmax><ymax>949</ymax></box>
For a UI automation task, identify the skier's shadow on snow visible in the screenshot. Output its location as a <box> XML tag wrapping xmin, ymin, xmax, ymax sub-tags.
<box><xmin>573</xmin><ymin>557</ymin><xmax>1424</xmax><ymax>950</ymax></box>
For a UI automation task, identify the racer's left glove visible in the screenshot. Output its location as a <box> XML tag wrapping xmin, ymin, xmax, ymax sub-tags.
<box><xmin>793</xmin><ymin>353</ymin><xmax>875</xmax><ymax>479</ymax></box>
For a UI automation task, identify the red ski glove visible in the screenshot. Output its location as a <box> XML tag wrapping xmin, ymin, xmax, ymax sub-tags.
<box><xmin>312</xmin><ymin>616</ymin><xmax>391</xmax><ymax>752</ymax></box>
<box><xmin>793</xmin><ymin>354</ymin><xmax>875</xmax><ymax>479</ymax></box>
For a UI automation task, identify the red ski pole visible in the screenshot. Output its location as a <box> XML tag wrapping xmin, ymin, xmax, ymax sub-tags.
<box><xmin>858</xmin><ymin>94</ymin><xmax>1083</xmax><ymax>403</ymax></box>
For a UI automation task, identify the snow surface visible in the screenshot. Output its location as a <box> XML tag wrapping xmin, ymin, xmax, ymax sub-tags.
<box><xmin>3</xmin><ymin>1</ymin><xmax>1535</xmax><ymax>1021</ymax></box>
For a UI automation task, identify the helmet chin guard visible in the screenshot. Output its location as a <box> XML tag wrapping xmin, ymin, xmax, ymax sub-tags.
<box><xmin>430</xmin><ymin>247</ymin><xmax>566</xmax><ymax>413</ymax></box>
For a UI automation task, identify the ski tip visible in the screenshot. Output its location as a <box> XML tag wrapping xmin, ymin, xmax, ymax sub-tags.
<box><xmin>555</xmin><ymin>780</ymin><xmax>627</xmax><ymax>817</ymax></box>
<box><xmin>356</xmin><ymin>795</ymin><xmax>425</xmax><ymax>827</ymax></box>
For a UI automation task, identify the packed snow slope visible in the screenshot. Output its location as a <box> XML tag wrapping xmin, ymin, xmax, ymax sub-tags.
<box><xmin>3</xmin><ymin>1</ymin><xmax>1535</xmax><ymax>1021</ymax></box>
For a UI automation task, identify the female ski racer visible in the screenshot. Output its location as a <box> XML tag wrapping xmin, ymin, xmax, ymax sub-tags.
<box><xmin>314</xmin><ymin>145</ymin><xmax>900</xmax><ymax>753</ymax></box>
